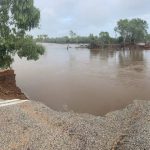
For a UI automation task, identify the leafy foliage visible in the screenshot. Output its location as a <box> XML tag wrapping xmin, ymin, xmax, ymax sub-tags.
<box><xmin>99</xmin><ymin>32</ymin><xmax>110</xmax><ymax>46</ymax></box>
<box><xmin>115</xmin><ymin>18</ymin><xmax>148</xmax><ymax>44</ymax></box>
<box><xmin>0</xmin><ymin>0</ymin><xmax>45</xmax><ymax>68</ymax></box>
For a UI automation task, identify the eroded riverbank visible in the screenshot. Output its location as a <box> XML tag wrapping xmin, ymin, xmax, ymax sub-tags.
<box><xmin>0</xmin><ymin>70</ymin><xmax>27</xmax><ymax>100</ymax></box>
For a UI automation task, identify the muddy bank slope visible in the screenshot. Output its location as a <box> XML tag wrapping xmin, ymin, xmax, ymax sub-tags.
<box><xmin>0</xmin><ymin>70</ymin><xmax>27</xmax><ymax>100</ymax></box>
<box><xmin>0</xmin><ymin>99</ymin><xmax>150</xmax><ymax>150</ymax></box>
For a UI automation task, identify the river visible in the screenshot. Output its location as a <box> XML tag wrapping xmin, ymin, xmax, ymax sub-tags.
<box><xmin>12</xmin><ymin>43</ymin><xmax>150</xmax><ymax>115</ymax></box>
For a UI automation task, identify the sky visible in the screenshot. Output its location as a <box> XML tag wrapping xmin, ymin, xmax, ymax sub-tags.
<box><xmin>31</xmin><ymin>0</ymin><xmax>150</xmax><ymax>37</ymax></box>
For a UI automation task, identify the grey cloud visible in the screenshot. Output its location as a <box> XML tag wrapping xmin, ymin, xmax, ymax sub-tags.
<box><xmin>32</xmin><ymin>0</ymin><xmax>150</xmax><ymax>37</ymax></box>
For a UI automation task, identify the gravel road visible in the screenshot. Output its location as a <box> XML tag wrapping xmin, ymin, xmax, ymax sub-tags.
<box><xmin>0</xmin><ymin>99</ymin><xmax>150</xmax><ymax>150</ymax></box>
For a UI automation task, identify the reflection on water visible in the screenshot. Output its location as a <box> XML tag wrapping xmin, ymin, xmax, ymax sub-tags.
<box><xmin>12</xmin><ymin>43</ymin><xmax>150</xmax><ymax>115</ymax></box>
<box><xmin>118</xmin><ymin>50</ymin><xmax>145</xmax><ymax>67</ymax></box>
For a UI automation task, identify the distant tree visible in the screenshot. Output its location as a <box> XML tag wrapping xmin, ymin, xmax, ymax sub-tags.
<box><xmin>114</xmin><ymin>19</ymin><xmax>130</xmax><ymax>46</ymax></box>
<box><xmin>99</xmin><ymin>32</ymin><xmax>110</xmax><ymax>47</ymax></box>
<box><xmin>63</xmin><ymin>36</ymin><xmax>69</xmax><ymax>43</ymax></box>
<box><xmin>89</xmin><ymin>34</ymin><xmax>99</xmax><ymax>48</ymax></box>
<box><xmin>35</xmin><ymin>18</ymin><xmax>149</xmax><ymax>48</ymax></box>
<box><xmin>43</xmin><ymin>35</ymin><xmax>48</xmax><ymax>40</ymax></box>
<box><xmin>115</xmin><ymin>18</ymin><xmax>148</xmax><ymax>45</ymax></box>
<box><xmin>69</xmin><ymin>30</ymin><xmax>78</xmax><ymax>43</ymax></box>
<box><xmin>69</xmin><ymin>30</ymin><xmax>77</xmax><ymax>38</ymax></box>
<box><xmin>0</xmin><ymin>0</ymin><xmax>45</xmax><ymax>68</ymax></box>
<box><xmin>129</xmin><ymin>18</ymin><xmax>148</xmax><ymax>43</ymax></box>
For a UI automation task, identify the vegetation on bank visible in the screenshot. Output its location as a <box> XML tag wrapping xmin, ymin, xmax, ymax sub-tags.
<box><xmin>36</xmin><ymin>18</ymin><xmax>150</xmax><ymax>48</ymax></box>
<box><xmin>0</xmin><ymin>0</ymin><xmax>45</xmax><ymax>69</ymax></box>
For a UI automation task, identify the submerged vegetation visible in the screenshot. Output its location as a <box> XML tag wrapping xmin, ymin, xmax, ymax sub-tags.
<box><xmin>0</xmin><ymin>0</ymin><xmax>45</xmax><ymax>68</ymax></box>
<box><xmin>36</xmin><ymin>18</ymin><xmax>150</xmax><ymax>49</ymax></box>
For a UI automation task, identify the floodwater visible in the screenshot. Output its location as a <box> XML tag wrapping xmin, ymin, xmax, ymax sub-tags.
<box><xmin>12</xmin><ymin>43</ymin><xmax>150</xmax><ymax>115</ymax></box>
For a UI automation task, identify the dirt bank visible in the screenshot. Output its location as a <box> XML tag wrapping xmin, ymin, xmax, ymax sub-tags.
<box><xmin>0</xmin><ymin>69</ymin><xmax>27</xmax><ymax>100</ymax></box>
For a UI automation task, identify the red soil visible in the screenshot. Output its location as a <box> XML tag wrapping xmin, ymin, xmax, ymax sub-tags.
<box><xmin>0</xmin><ymin>69</ymin><xmax>27</xmax><ymax>100</ymax></box>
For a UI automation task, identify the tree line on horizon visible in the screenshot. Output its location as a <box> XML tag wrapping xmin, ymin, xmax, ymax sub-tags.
<box><xmin>36</xmin><ymin>18</ymin><xmax>150</xmax><ymax>48</ymax></box>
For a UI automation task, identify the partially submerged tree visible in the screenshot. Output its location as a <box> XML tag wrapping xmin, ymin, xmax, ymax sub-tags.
<box><xmin>114</xmin><ymin>19</ymin><xmax>130</xmax><ymax>46</ymax></box>
<box><xmin>115</xmin><ymin>18</ymin><xmax>148</xmax><ymax>45</ymax></box>
<box><xmin>0</xmin><ymin>0</ymin><xmax>45</xmax><ymax>68</ymax></box>
<box><xmin>99</xmin><ymin>32</ymin><xmax>110</xmax><ymax>48</ymax></box>
<box><xmin>129</xmin><ymin>19</ymin><xmax>148</xmax><ymax>43</ymax></box>
<box><xmin>89</xmin><ymin>34</ymin><xmax>99</xmax><ymax>49</ymax></box>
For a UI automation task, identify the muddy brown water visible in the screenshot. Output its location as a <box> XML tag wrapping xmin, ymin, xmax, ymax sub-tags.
<box><xmin>12</xmin><ymin>43</ymin><xmax>150</xmax><ymax>115</ymax></box>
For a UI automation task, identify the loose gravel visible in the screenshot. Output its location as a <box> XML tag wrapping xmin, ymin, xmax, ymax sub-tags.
<box><xmin>0</xmin><ymin>100</ymin><xmax>150</xmax><ymax>150</ymax></box>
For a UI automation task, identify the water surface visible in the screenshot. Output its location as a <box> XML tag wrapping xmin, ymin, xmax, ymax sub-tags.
<box><xmin>12</xmin><ymin>43</ymin><xmax>150</xmax><ymax>115</ymax></box>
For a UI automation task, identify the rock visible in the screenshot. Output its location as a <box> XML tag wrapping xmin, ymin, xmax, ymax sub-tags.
<box><xmin>0</xmin><ymin>99</ymin><xmax>150</xmax><ymax>149</ymax></box>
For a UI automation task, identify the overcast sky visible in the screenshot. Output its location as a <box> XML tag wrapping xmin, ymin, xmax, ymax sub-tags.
<box><xmin>31</xmin><ymin>0</ymin><xmax>150</xmax><ymax>37</ymax></box>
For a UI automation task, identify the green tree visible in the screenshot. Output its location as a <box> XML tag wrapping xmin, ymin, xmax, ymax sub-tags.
<box><xmin>114</xmin><ymin>19</ymin><xmax>130</xmax><ymax>46</ymax></box>
<box><xmin>129</xmin><ymin>18</ymin><xmax>148</xmax><ymax>43</ymax></box>
<box><xmin>0</xmin><ymin>0</ymin><xmax>45</xmax><ymax>68</ymax></box>
<box><xmin>115</xmin><ymin>18</ymin><xmax>148</xmax><ymax>45</ymax></box>
<box><xmin>89</xmin><ymin>34</ymin><xmax>99</xmax><ymax>49</ymax></box>
<box><xmin>99</xmin><ymin>32</ymin><xmax>110</xmax><ymax>47</ymax></box>
<box><xmin>146</xmin><ymin>34</ymin><xmax>150</xmax><ymax>42</ymax></box>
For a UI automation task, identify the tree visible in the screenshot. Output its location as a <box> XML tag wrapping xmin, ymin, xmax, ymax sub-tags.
<box><xmin>129</xmin><ymin>18</ymin><xmax>148</xmax><ymax>43</ymax></box>
<box><xmin>146</xmin><ymin>34</ymin><xmax>150</xmax><ymax>42</ymax></box>
<box><xmin>115</xmin><ymin>18</ymin><xmax>148</xmax><ymax>45</ymax></box>
<box><xmin>89</xmin><ymin>34</ymin><xmax>99</xmax><ymax>49</ymax></box>
<box><xmin>114</xmin><ymin>19</ymin><xmax>130</xmax><ymax>46</ymax></box>
<box><xmin>99</xmin><ymin>32</ymin><xmax>110</xmax><ymax>47</ymax></box>
<box><xmin>43</xmin><ymin>35</ymin><xmax>48</xmax><ymax>40</ymax></box>
<box><xmin>0</xmin><ymin>0</ymin><xmax>45</xmax><ymax>68</ymax></box>
<box><xmin>69</xmin><ymin>30</ymin><xmax>78</xmax><ymax>43</ymax></box>
<box><xmin>69</xmin><ymin>30</ymin><xmax>76</xmax><ymax>38</ymax></box>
